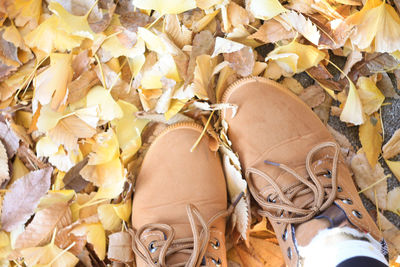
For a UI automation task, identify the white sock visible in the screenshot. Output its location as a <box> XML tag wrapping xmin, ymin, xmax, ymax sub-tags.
<box><xmin>297</xmin><ymin>226</ymin><xmax>388</xmax><ymax>267</ymax></box>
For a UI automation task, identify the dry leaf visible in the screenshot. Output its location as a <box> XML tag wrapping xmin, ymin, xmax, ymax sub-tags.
<box><xmin>224</xmin><ymin>46</ymin><xmax>255</xmax><ymax>77</ymax></box>
<box><xmin>342</xmin><ymin>50</ymin><xmax>363</xmax><ymax>77</ymax></box>
<box><xmin>299</xmin><ymin>84</ymin><xmax>326</xmax><ymax>108</ymax></box>
<box><xmin>14</xmin><ymin>201</ymin><xmax>72</xmax><ymax>249</ymax></box>
<box><xmin>348</xmin><ymin>0</ymin><xmax>400</xmax><ymax>53</ymax></box>
<box><xmin>387</xmin><ymin>187</ymin><xmax>400</xmax><ymax>214</ymax></box>
<box><xmin>378</xmin><ymin>212</ymin><xmax>400</xmax><ymax>260</ymax></box>
<box><xmin>49</xmin><ymin>115</ymin><xmax>96</xmax><ymax>151</ymax></box>
<box><xmin>383</xmin><ymin>128</ymin><xmax>400</xmax><ymax>159</ymax></box>
<box><xmin>266</xmin><ymin>41</ymin><xmax>325</xmax><ymax>74</ymax></box>
<box><xmin>0</xmin><ymin>121</ymin><xmax>20</xmax><ymax>158</ymax></box>
<box><xmin>247</xmin><ymin>0</ymin><xmax>286</xmax><ymax>20</ymax></box>
<box><xmin>227</xmin><ymin>2</ymin><xmax>250</xmax><ymax>29</ymax></box>
<box><xmin>351</xmin><ymin>152</ymin><xmax>387</xmax><ymax>210</ymax></box>
<box><xmin>357</xmin><ymin>76</ymin><xmax>385</xmax><ymax>115</ymax></box>
<box><xmin>386</xmin><ymin>160</ymin><xmax>400</xmax><ymax>182</ymax></box>
<box><xmin>70</xmin><ymin>223</ymin><xmax>106</xmax><ymax>260</ymax></box>
<box><xmin>193</xmin><ymin>54</ymin><xmax>217</xmax><ymax>100</ymax></box>
<box><xmin>34</xmin><ymin>53</ymin><xmax>73</xmax><ymax>111</ymax></box>
<box><xmin>21</xmin><ymin>234</ymin><xmax>79</xmax><ymax>267</ymax></box>
<box><xmin>280</xmin><ymin>11</ymin><xmax>320</xmax><ymax>45</ymax></box>
<box><xmin>281</xmin><ymin>77</ymin><xmax>304</xmax><ymax>95</ymax></box>
<box><xmin>108</xmin><ymin>231</ymin><xmax>134</xmax><ymax>263</ymax></box>
<box><xmin>131</xmin><ymin>0</ymin><xmax>196</xmax><ymax>15</ymax></box>
<box><xmin>249</xmin><ymin>19</ymin><xmax>295</xmax><ymax>44</ymax></box>
<box><xmin>63</xmin><ymin>157</ymin><xmax>90</xmax><ymax>192</ymax></box>
<box><xmin>165</xmin><ymin>14</ymin><xmax>192</xmax><ymax>49</ymax></box>
<box><xmin>0</xmin><ymin>140</ymin><xmax>9</xmax><ymax>187</ymax></box>
<box><xmin>1</xmin><ymin>167</ymin><xmax>52</xmax><ymax>231</ymax></box>
<box><xmin>24</xmin><ymin>15</ymin><xmax>83</xmax><ymax>53</ymax></box>
<box><xmin>6</xmin><ymin>0</ymin><xmax>42</xmax><ymax>29</ymax></box>
<box><xmin>339</xmin><ymin>79</ymin><xmax>365</xmax><ymax>125</ymax></box>
<box><xmin>359</xmin><ymin>112</ymin><xmax>382</xmax><ymax>167</ymax></box>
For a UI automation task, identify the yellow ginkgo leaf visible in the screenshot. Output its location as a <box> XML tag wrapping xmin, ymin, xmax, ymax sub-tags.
<box><xmin>9</xmin><ymin>156</ymin><xmax>29</xmax><ymax>186</ymax></box>
<box><xmin>387</xmin><ymin>187</ymin><xmax>400</xmax><ymax>215</ymax></box>
<box><xmin>248</xmin><ymin>0</ymin><xmax>286</xmax><ymax>20</ymax></box>
<box><xmin>266</xmin><ymin>41</ymin><xmax>325</xmax><ymax>74</ymax></box>
<box><xmin>137</xmin><ymin>27</ymin><xmax>166</xmax><ymax>54</ymax></box>
<box><xmin>71</xmin><ymin>223</ymin><xmax>106</xmax><ymax>260</ymax></box>
<box><xmin>112</xmin><ymin>100</ymin><xmax>148</xmax><ymax>163</ymax></box>
<box><xmin>7</xmin><ymin>0</ymin><xmax>42</xmax><ymax>29</ymax></box>
<box><xmin>86</xmin><ymin>86</ymin><xmax>123</xmax><ymax>122</ymax></box>
<box><xmin>193</xmin><ymin>54</ymin><xmax>217</xmax><ymax>99</ymax></box>
<box><xmin>385</xmin><ymin>160</ymin><xmax>400</xmax><ymax>182</ymax></box>
<box><xmin>48</xmin><ymin>1</ymin><xmax>96</xmax><ymax>40</ymax></box>
<box><xmin>357</xmin><ymin>76</ymin><xmax>385</xmax><ymax>115</ymax></box>
<box><xmin>34</xmin><ymin>53</ymin><xmax>73</xmax><ymax>111</ymax></box>
<box><xmin>165</xmin><ymin>99</ymin><xmax>187</xmax><ymax>121</ymax></box>
<box><xmin>113</xmin><ymin>198</ymin><xmax>132</xmax><ymax>222</ymax></box>
<box><xmin>0</xmin><ymin>231</ymin><xmax>11</xmax><ymax>260</ymax></box>
<box><xmin>359</xmin><ymin>112</ymin><xmax>382</xmax><ymax>167</ymax></box>
<box><xmin>87</xmin><ymin>129</ymin><xmax>120</xmax><ymax>165</ymax></box>
<box><xmin>36</xmin><ymin>136</ymin><xmax>59</xmax><ymax>158</ymax></box>
<box><xmin>348</xmin><ymin>0</ymin><xmax>400</xmax><ymax>53</ymax></box>
<box><xmin>80</xmin><ymin>157</ymin><xmax>124</xmax><ymax>187</ymax></box>
<box><xmin>97</xmin><ymin>204</ymin><xmax>122</xmax><ymax>231</ymax></box>
<box><xmin>131</xmin><ymin>0</ymin><xmax>196</xmax><ymax>15</ymax></box>
<box><xmin>340</xmin><ymin>80</ymin><xmax>365</xmax><ymax>125</ymax></box>
<box><xmin>24</xmin><ymin>15</ymin><xmax>83</xmax><ymax>54</ymax></box>
<box><xmin>92</xmin><ymin>177</ymin><xmax>126</xmax><ymax>201</ymax></box>
<box><xmin>102</xmin><ymin>35</ymin><xmax>146</xmax><ymax>59</ymax></box>
<box><xmin>36</xmin><ymin>105</ymin><xmax>64</xmax><ymax>133</ymax></box>
<box><xmin>21</xmin><ymin>233</ymin><xmax>78</xmax><ymax>267</ymax></box>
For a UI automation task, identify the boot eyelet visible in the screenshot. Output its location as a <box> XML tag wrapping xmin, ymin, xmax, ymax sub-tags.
<box><xmin>287</xmin><ymin>247</ymin><xmax>292</xmax><ymax>259</ymax></box>
<box><xmin>324</xmin><ymin>170</ymin><xmax>332</xmax><ymax>178</ymax></box>
<box><xmin>342</xmin><ymin>199</ymin><xmax>353</xmax><ymax>205</ymax></box>
<box><xmin>149</xmin><ymin>241</ymin><xmax>157</xmax><ymax>253</ymax></box>
<box><xmin>210</xmin><ymin>239</ymin><xmax>220</xmax><ymax>249</ymax></box>
<box><xmin>282</xmin><ymin>228</ymin><xmax>288</xmax><ymax>241</ymax></box>
<box><xmin>211</xmin><ymin>257</ymin><xmax>222</xmax><ymax>267</ymax></box>
<box><xmin>337</xmin><ymin>186</ymin><xmax>343</xmax><ymax>192</ymax></box>
<box><xmin>352</xmin><ymin>210</ymin><xmax>362</xmax><ymax>218</ymax></box>
<box><xmin>267</xmin><ymin>195</ymin><xmax>276</xmax><ymax>203</ymax></box>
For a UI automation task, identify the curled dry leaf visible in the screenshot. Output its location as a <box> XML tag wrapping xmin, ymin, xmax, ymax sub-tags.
<box><xmin>1</xmin><ymin>167</ymin><xmax>52</xmax><ymax>231</ymax></box>
<box><xmin>383</xmin><ymin>128</ymin><xmax>400</xmax><ymax>159</ymax></box>
<box><xmin>63</xmin><ymin>157</ymin><xmax>90</xmax><ymax>192</ymax></box>
<box><xmin>351</xmin><ymin>152</ymin><xmax>387</xmax><ymax>210</ymax></box>
<box><xmin>299</xmin><ymin>84</ymin><xmax>326</xmax><ymax>108</ymax></box>
<box><xmin>108</xmin><ymin>231</ymin><xmax>134</xmax><ymax>263</ymax></box>
<box><xmin>327</xmin><ymin>125</ymin><xmax>354</xmax><ymax>166</ymax></box>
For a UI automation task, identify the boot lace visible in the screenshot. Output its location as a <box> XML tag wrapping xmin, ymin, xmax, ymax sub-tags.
<box><xmin>131</xmin><ymin>193</ymin><xmax>243</xmax><ymax>267</ymax></box>
<box><xmin>246</xmin><ymin>141</ymin><xmax>342</xmax><ymax>224</ymax></box>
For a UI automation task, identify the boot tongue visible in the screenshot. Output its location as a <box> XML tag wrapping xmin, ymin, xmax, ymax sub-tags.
<box><xmin>294</xmin><ymin>205</ymin><xmax>350</xmax><ymax>247</ymax></box>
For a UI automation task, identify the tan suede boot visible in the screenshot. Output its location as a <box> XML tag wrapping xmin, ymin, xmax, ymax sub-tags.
<box><xmin>131</xmin><ymin>123</ymin><xmax>228</xmax><ymax>267</ymax></box>
<box><xmin>222</xmin><ymin>77</ymin><xmax>385</xmax><ymax>267</ymax></box>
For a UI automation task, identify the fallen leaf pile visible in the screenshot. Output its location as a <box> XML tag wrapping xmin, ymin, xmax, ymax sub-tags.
<box><xmin>0</xmin><ymin>0</ymin><xmax>400</xmax><ymax>266</ymax></box>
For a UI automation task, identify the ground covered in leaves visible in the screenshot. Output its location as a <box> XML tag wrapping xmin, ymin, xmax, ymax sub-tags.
<box><xmin>0</xmin><ymin>0</ymin><xmax>400</xmax><ymax>266</ymax></box>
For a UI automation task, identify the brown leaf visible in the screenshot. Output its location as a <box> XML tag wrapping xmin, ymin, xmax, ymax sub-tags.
<box><xmin>383</xmin><ymin>128</ymin><xmax>400</xmax><ymax>159</ymax></box>
<box><xmin>68</xmin><ymin>70</ymin><xmax>100</xmax><ymax>104</ymax></box>
<box><xmin>89</xmin><ymin>0</ymin><xmax>116</xmax><ymax>33</ymax></box>
<box><xmin>224</xmin><ymin>46</ymin><xmax>255</xmax><ymax>77</ymax></box>
<box><xmin>0</xmin><ymin>61</ymin><xmax>17</xmax><ymax>82</ymax></box>
<box><xmin>0</xmin><ymin>121</ymin><xmax>20</xmax><ymax>158</ymax></box>
<box><xmin>1</xmin><ymin>167</ymin><xmax>52</xmax><ymax>231</ymax></box>
<box><xmin>249</xmin><ymin>19</ymin><xmax>295</xmax><ymax>44</ymax></box>
<box><xmin>376</xmin><ymin>72</ymin><xmax>399</xmax><ymax>99</ymax></box>
<box><xmin>165</xmin><ymin>14</ymin><xmax>192</xmax><ymax>49</ymax></box>
<box><xmin>299</xmin><ymin>84</ymin><xmax>325</xmax><ymax>108</ymax></box>
<box><xmin>227</xmin><ymin>2</ymin><xmax>250</xmax><ymax>29</ymax></box>
<box><xmin>351</xmin><ymin>152</ymin><xmax>387</xmax><ymax>210</ymax></box>
<box><xmin>72</xmin><ymin>50</ymin><xmax>92</xmax><ymax>79</ymax></box>
<box><xmin>49</xmin><ymin>115</ymin><xmax>97</xmax><ymax>151</ymax></box>
<box><xmin>63</xmin><ymin>157</ymin><xmax>90</xmax><ymax>192</ymax></box>
<box><xmin>120</xmin><ymin>11</ymin><xmax>154</xmax><ymax>32</ymax></box>
<box><xmin>313</xmin><ymin>91</ymin><xmax>332</xmax><ymax>124</ymax></box>
<box><xmin>17</xmin><ymin>143</ymin><xmax>48</xmax><ymax>171</ymax></box>
<box><xmin>0</xmin><ymin>140</ymin><xmax>9</xmax><ymax>187</ymax></box>
<box><xmin>341</xmin><ymin>50</ymin><xmax>363</xmax><ymax>78</ymax></box>
<box><xmin>352</xmin><ymin>53</ymin><xmax>400</xmax><ymax>78</ymax></box>
<box><xmin>0</xmin><ymin>29</ymin><xmax>20</xmax><ymax>67</ymax></box>
<box><xmin>327</xmin><ymin>125</ymin><xmax>354</xmax><ymax>166</ymax></box>
<box><xmin>55</xmin><ymin>224</ymin><xmax>87</xmax><ymax>256</ymax></box>
<box><xmin>107</xmin><ymin>231</ymin><xmax>134</xmax><ymax>263</ymax></box>
<box><xmin>15</xmin><ymin>201</ymin><xmax>72</xmax><ymax>249</ymax></box>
